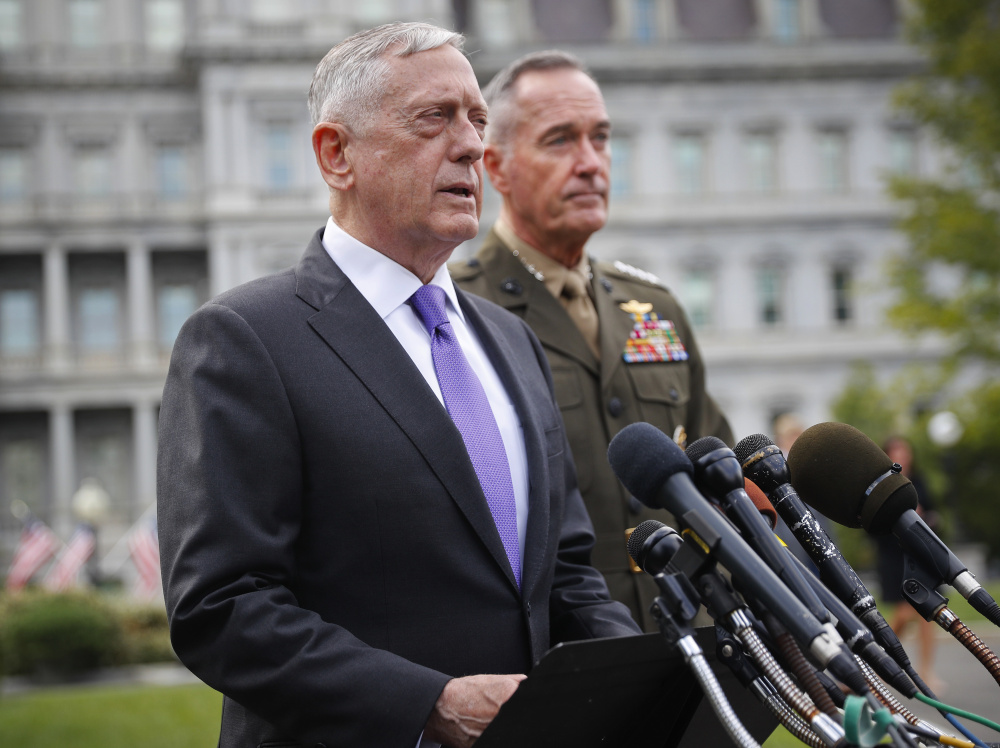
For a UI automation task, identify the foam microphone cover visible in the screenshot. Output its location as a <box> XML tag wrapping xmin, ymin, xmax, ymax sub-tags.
<box><xmin>744</xmin><ymin>478</ymin><xmax>778</xmax><ymax>530</ymax></box>
<box><xmin>786</xmin><ymin>422</ymin><xmax>918</xmax><ymax>534</ymax></box>
<box><xmin>607</xmin><ymin>422</ymin><xmax>693</xmax><ymax>505</ymax></box>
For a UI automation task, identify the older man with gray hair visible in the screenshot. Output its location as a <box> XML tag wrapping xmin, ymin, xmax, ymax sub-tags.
<box><xmin>453</xmin><ymin>50</ymin><xmax>733</xmax><ymax>632</ymax></box>
<box><xmin>157</xmin><ymin>23</ymin><xmax>639</xmax><ymax>748</ymax></box>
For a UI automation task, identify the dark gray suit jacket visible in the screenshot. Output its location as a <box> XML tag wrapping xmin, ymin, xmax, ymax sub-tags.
<box><xmin>157</xmin><ymin>230</ymin><xmax>640</xmax><ymax>748</ymax></box>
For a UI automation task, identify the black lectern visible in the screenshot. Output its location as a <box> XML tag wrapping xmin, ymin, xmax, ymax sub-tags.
<box><xmin>474</xmin><ymin>627</ymin><xmax>777</xmax><ymax>747</ymax></box>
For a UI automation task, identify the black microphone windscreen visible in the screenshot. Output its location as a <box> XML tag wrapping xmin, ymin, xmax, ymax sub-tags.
<box><xmin>734</xmin><ymin>433</ymin><xmax>774</xmax><ymax>463</ymax></box>
<box><xmin>685</xmin><ymin>436</ymin><xmax>728</xmax><ymax>463</ymax></box>
<box><xmin>786</xmin><ymin>422</ymin><xmax>918</xmax><ymax>533</ymax></box>
<box><xmin>607</xmin><ymin>422</ymin><xmax>693</xmax><ymax>503</ymax></box>
<box><xmin>627</xmin><ymin>519</ymin><xmax>666</xmax><ymax>563</ymax></box>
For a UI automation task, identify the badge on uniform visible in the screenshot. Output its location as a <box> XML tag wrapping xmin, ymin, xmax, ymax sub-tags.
<box><xmin>619</xmin><ymin>300</ymin><xmax>689</xmax><ymax>363</ymax></box>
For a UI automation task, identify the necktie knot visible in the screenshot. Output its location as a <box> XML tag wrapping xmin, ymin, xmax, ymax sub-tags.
<box><xmin>561</xmin><ymin>270</ymin><xmax>588</xmax><ymax>301</ymax></box>
<box><xmin>411</xmin><ymin>283</ymin><xmax>450</xmax><ymax>336</ymax></box>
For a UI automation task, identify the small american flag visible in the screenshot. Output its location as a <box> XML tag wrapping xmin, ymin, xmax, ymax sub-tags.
<box><xmin>128</xmin><ymin>516</ymin><xmax>160</xmax><ymax>599</ymax></box>
<box><xmin>43</xmin><ymin>524</ymin><xmax>96</xmax><ymax>591</ymax></box>
<box><xmin>6</xmin><ymin>518</ymin><xmax>63</xmax><ymax>590</ymax></box>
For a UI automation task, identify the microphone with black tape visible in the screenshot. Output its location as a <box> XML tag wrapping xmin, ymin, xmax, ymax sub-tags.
<box><xmin>685</xmin><ymin>436</ymin><xmax>833</xmax><ymax>628</ymax></box>
<box><xmin>735</xmin><ymin>433</ymin><xmax>912</xmax><ymax>671</ymax></box>
<box><xmin>786</xmin><ymin>421</ymin><xmax>1000</xmax><ymax>628</ymax></box>
<box><xmin>607</xmin><ymin>422</ymin><xmax>868</xmax><ymax>695</ymax></box>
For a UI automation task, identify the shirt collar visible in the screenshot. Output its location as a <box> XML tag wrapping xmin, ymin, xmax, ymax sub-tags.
<box><xmin>320</xmin><ymin>216</ymin><xmax>465</xmax><ymax>322</ymax></box>
<box><xmin>494</xmin><ymin>217</ymin><xmax>591</xmax><ymax>298</ymax></box>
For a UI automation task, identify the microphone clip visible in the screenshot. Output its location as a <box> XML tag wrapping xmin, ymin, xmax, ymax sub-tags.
<box><xmin>650</xmin><ymin>571</ymin><xmax>701</xmax><ymax>647</ymax></box>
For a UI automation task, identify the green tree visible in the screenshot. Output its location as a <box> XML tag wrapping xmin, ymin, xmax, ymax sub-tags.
<box><xmin>879</xmin><ymin>0</ymin><xmax>1000</xmax><ymax>558</ymax></box>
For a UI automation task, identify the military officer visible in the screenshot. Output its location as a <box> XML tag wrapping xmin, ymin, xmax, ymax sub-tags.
<box><xmin>451</xmin><ymin>50</ymin><xmax>733</xmax><ymax>630</ymax></box>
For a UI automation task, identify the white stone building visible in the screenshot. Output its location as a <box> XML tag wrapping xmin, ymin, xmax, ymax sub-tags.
<box><xmin>0</xmin><ymin>0</ymin><xmax>938</xmax><ymax>574</ymax></box>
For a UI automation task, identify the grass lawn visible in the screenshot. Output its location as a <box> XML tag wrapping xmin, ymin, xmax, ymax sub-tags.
<box><xmin>0</xmin><ymin>682</ymin><xmax>222</xmax><ymax>747</ymax></box>
<box><xmin>0</xmin><ymin>583</ymin><xmax>994</xmax><ymax>748</ymax></box>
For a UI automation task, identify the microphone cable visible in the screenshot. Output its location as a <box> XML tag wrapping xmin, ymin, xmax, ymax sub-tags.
<box><xmin>933</xmin><ymin>607</ymin><xmax>1000</xmax><ymax>687</ymax></box>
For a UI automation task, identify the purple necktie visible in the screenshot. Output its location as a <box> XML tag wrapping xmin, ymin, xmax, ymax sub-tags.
<box><xmin>410</xmin><ymin>284</ymin><xmax>521</xmax><ymax>588</ymax></box>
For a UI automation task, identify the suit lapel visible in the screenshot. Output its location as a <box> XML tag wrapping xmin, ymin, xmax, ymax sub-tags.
<box><xmin>478</xmin><ymin>235</ymin><xmax>599</xmax><ymax>376</ymax></box>
<box><xmin>296</xmin><ymin>233</ymin><xmax>519</xmax><ymax>592</ymax></box>
<box><xmin>458</xmin><ymin>289</ymin><xmax>550</xmax><ymax>598</ymax></box>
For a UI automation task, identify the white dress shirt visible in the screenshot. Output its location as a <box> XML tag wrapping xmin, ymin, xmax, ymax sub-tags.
<box><xmin>320</xmin><ymin>216</ymin><xmax>530</xmax><ymax>564</ymax></box>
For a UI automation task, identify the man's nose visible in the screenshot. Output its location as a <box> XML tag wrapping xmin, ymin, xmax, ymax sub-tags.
<box><xmin>574</xmin><ymin>136</ymin><xmax>604</xmax><ymax>176</ymax></box>
<box><xmin>452</xmin><ymin>118</ymin><xmax>485</xmax><ymax>162</ymax></box>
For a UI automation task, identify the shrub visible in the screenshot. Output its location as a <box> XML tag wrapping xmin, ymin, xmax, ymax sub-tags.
<box><xmin>114</xmin><ymin>601</ymin><xmax>176</xmax><ymax>665</ymax></box>
<box><xmin>0</xmin><ymin>591</ymin><xmax>125</xmax><ymax>678</ymax></box>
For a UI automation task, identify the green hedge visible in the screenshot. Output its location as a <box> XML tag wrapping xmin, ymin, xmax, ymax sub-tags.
<box><xmin>0</xmin><ymin>591</ymin><xmax>175</xmax><ymax>679</ymax></box>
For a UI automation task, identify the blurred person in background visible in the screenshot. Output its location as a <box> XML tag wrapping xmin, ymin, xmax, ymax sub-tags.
<box><xmin>876</xmin><ymin>434</ymin><xmax>941</xmax><ymax>689</ymax></box>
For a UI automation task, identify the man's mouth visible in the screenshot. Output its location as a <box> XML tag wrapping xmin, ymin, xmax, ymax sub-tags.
<box><xmin>443</xmin><ymin>187</ymin><xmax>473</xmax><ymax>197</ymax></box>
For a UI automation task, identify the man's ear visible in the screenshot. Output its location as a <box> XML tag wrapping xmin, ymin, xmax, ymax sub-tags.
<box><xmin>483</xmin><ymin>144</ymin><xmax>510</xmax><ymax>196</ymax></box>
<box><xmin>312</xmin><ymin>122</ymin><xmax>354</xmax><ymax>192</ymax></box>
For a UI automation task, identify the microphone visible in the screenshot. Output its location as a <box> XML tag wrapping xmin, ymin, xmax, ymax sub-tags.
<box><xmin>735</xmin><ymin>433</ymin><xmax>911</xmax><ymax>670</ymax></box>
<box><xmin>685</xmin><ymin>436</ymin><xmax>831</xmax><ymax>628</ymax></box>
<box><xmin>607</xmin><ymin>422</ymin><xmax>867</xmax><ymax>694</ymax></box>
<box><xmin>743</xmin><ymin>478</ymin><xmax>777</xmax><ymax>530</ymax></box>
<box><xmin>786</xmin><ymin>421</ymin><xmax>1000</xmax><ymax>627</ymax></box>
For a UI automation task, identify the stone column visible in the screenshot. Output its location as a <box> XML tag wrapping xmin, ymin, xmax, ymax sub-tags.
<box><xmin>43</xmin><ymin>242</ymin><xmax>71</xmax><ymax>373</ymax></box>
<box><xmin>49</xmin><ymin>403</ymin><xmax>74</xmax><ymax>535</ymax></box>
<box><xmin>132</xmin><ymin>400</ymin><xmax>158</xmax><ymax>520</ymax></box>
<box><xmin>127</xmin><ymin>238</ymin><xmax>156</xmax><ymax>369</ymax></box>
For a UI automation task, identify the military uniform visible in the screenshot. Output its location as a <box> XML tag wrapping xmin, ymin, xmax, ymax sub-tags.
<box><xmin>451</xmin><ymin>229</ymin><xmax>733</xmax><ymax>631</ymax></box>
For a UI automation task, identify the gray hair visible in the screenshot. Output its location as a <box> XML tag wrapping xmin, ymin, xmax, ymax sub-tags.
<box><xmin>308</xmin><ymin>22</ymin><xmax>465</xmax><ymax>131</ymax></box>
<box><xmin>482</xmin><ymin>50</ymin><xmax>594</xmax><ymax>147</ymax></box>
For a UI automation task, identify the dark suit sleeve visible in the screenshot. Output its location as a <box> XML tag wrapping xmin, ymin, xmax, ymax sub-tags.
<box><xmin>157</xmin><ymin>302</ymin><xmax>449</xmax><ymax>747</ymax></box>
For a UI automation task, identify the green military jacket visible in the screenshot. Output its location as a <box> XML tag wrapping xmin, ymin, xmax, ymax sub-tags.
<box><xmin>451</xmin><ymin>229</ymin><xmax>733</xmax><ymax>630</ymax></box>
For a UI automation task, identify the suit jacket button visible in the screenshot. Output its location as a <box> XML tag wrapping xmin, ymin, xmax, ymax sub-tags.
<box><xmin>607</xmin><ymin>397</ymin><xmax>623</xmax><ymax>417</ymax></box>
<box><xmin>669</xmin><ymin>388</ymin><xmax>679</xmax><ymax>401</ymax></box>
<box><xmin>501</xmin><ymin>277</ymin><xmax>523</xmax><ymax>295</ymax></box>
<box><xmin>600</xmin><ymin>278</ymin><xmax>613</xmax><ymax>293</ymax></box>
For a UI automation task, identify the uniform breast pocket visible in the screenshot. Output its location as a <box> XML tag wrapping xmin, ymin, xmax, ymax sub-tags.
<box><xmin>549</xmin><ymin>364</ymin><xmax>593</xmax><ymax>492</ymax></box>
<box><xmin>629</xmin><ymin>362</ymin><xmax>691</xmax><ymax>438</ymax></box>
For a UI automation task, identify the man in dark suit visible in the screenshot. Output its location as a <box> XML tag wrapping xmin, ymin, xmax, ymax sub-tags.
<box><xmin>451</xmin><ymin>51</ymin><xmax>733</xmax><ymax>631</ymax></box>
<box><xmin>157</xmin><ymin>22</ymin><xmax>640</xmax><ymax>748</ymax></box>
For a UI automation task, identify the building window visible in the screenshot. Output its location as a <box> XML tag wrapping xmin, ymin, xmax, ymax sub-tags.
<box><xmin>682</xmin><ymin>268</ymin><xmax>714</xmax><ymax>328</ymax></box>
<box><xmin>674</xmin><ymin>133</ymin><xmax>707</xmax><ymax>196</ymax></box>
<box><xmin>1</xmin><ymin>437</ymin><xmax>45</xmax><ymax>519</ymax></box>
<box><xmin>632</xmin><ymin>0</ymin><xmax>656</xmax><ymax>42</ymax></box>
<box><xmin>477</xmin><ymin>0</ymin><xmax>516</xmax><ymax>47</ymax></box>
<box><xmin>157</xmin><ymin>284</ymin><xmax>197</xmax><ymax>347</ymax></box>
<box><xmin>774</xmin><ymin>0</ymin><xmax>801</xmax><ymax>41</ymax></box>
<box><xmin>888</xmin><ymin>128</ymin><xmax>917</xmax><ymax>177</ymax></box>
<box><xmin>0</xmin><ymin>0</ymin><xmax>23</xmax><ymax>49</ymax></box>
<box><xmin>0</xmin><ymin>289</ymin><xmax>39</xmax><ymax>356</ymax></box>
<box><xmin>831</xmin><ymin>267</ymin><xmax>853</xmax><ymax>325</ymax></box>
<box><xmin>78</xmin><ymin>287</ymin><xmax>120</xmax><ymax>353</ymax></box>
<box><xmin>74</xmin><ymin>144</ymin><xmax>112</xmax><ymax>197</ymax></box>
<box><xmin>757</xmin><ymin>266</ymin><xmax>783</xmax><ymax>326</ymax></box>
<box><xmin>0</xmin><ymin>146</ymin><xmax>27</xmax><ymax>201</ymax></box>
<box><xmin>156</xmin><ymin>144</ymin><xmax>187</xmax><ymax>198</ymax></box>
<box><xmin>610</xmin><ymin>135</ymin><xmax>633</xmax><ymax>198</ymax></box>
<box><xmin>145</xmin><ymin>0</ymin><xmax>184</xmax><ymax>52</ymax></box>
<box><xmin>68</xmin><ymin>0</ymin><xmax>104</xmax><ymax>48</ymax></box>
<box><xmin>745</xmin><ymin>131</ymin><xmax>778</xmax><ymax>194</ymax></box>
<box><xmin>818</xmin><ymin>129</ymin><xmax>848</xmax><ymax>193</ymax></box>
<box><xmin>264</xmin><ymin>122</ymin><xmax>293</xmax><ymax>192</ymax></box>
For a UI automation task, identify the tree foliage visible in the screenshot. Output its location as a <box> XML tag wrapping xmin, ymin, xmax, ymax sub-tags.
<box><xmin>863</xmin><ymin>0</ymin><xmax>1000</xmax><ymax>559</ymax></box>
<box><xmin>888</xmin><ymin>0</ymin><xmax>1000</xmax><ymax>362</ymax></box>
